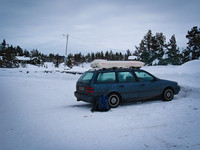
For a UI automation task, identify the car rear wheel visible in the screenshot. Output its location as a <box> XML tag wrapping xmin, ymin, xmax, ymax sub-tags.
<box><xmin>108</xmin><ymin>93</ymin><xmax>120</xmax><ymax>108</ymax></box>
<box><xmin>163</xmin><ymin>88</ymin><xmax>174</xmax><ymax>101</ymax></box>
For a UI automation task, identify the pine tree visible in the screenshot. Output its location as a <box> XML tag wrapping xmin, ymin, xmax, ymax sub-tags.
<box><xmin>23</xmin><ymin>50</ymin><xmax>30</xmax><ymax>57</ymax></box>
<box><xmin>67</xmin><ymin>54</ymin><xmax>73</xmax><ymax>68</ymax></box>
<box><xmin>119</xmin><ymin>52</ymin><xmax>123</xmax><ymax>60</ymax></box>
<box><xmin>100</xmin><ymin>51</ymin><xmax>104</xmax><ymax>59</ymax></box>
<box><xmin>0</xmin><ymin>40</ymin><xmax>19</xmax><ymax>68</ymax></box>
<box><xmin>31</xmin><ymin>49</ymin><xmax>40</xmax><ymax>58</ymax></box>
<box><xmin>154</xmin><ymin>33</ymin><xmax>166</xmax><ymax>65</ymax></box>
<box><xmin>185</xmin><ymin>26</ymin><xmax>200</xmax><ymax>61</ymax></box>
<box><xmin>95</xmin><ymin>52</ymin><xmax>101</xmax><ymax>59</ymax></box>
<box><xmin>16</xmin><ymin>46</ymin><xmax>23</xmax><ymax>56</ymax></box>
<box><xmin>48</xmin><ymin>53</ymin><xmax>55</xmax><ymax>62</ymax></box>
<box><xmin>4</xmin><ymin>45</ymin><xmax>18</xmax><ymax>68</ymax></box>
<box><xmin>109</xmin><ymin>50</ymin><xmax>114</xmax><ymax>60</ymax></box>
<box><xmin>74</xmin><ymin>53</ymin><xmax>83</xmax><ymax>64</ymax></box>
<box><xmin>135</xmin><ymin>30</ymin><xmax>154</xmax><ymax>65</ymax></box>
<box><xmin>166</xmin><ymin>34</ymin><xmax>181</xmax><ymax>65</ymax></box>
<box><xmin>105</xmin><ymin>51</ymin><xmax>109</xmax><ymax>60</ymax></box>
<box><xmin>91</xmin><ymin>52</ymin><xmax>95</xmax><ymax>61</ymax></box>
<box><xmin>135</xmin><ymin>30</ymin><xmax>169</xmax><ymax>65</ymax></box>
<box><xmin>54</xmin><ymin>54</ymin><xmax>60</xmax><ymax>68</ymax></box>
<box><xmin>125</xmin><ymin>49</ymin><xmax>131</xmax><ymax>60</ymax></box>
<box><xmin>85</xmin><ymin>53</ymin><xmax>91</xmax><ymax>62</ymax></box>
<box><xmin>1</xmin><ymin>39</ymin><xmax>7</xmax><ymax>50</ymax></box>
<box><xmin>115</xmin><ymin>52</ymin><xmax>120</xmax><ymax>60</ymax></box>
<box><xmin>181</xmin><ymin>48</ymin><xmax>190</xmax><ymax>63</ymax></box>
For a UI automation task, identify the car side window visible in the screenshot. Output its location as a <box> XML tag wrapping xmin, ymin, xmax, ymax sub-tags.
<box><xmin>117</xmin><ymin>72</ymin><xmax>136</xmax><ymax>83</ymax></box>
<box><xmin>96</xmin><ymin>72</ymin><xmax>116</xmax><ymax>83</ymax></box>
<box><xmin>135</xmin><ymin>71</ymin><xmax>154</xmax><ymax>82</ymax></box>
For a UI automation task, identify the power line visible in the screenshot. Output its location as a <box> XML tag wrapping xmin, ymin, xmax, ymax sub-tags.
<box><xmin>69</xmin><ymin>34</ymin><xmax>126</xmax><ymax>52</ymax></box>
<box><xmin>24</xmin><ymin>34</ymin><xmax>129</xmax><ymax>53</ymax></box>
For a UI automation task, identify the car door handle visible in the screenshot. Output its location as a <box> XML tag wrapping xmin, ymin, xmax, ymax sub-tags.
<box><xmin>140</xmin><ymin>83</ymin><xmax>145</xmax><ymax>86</ymax></box>
<box><xmin>119</xmin><ymin>85</ymin><xmax>124</xmax><ymax>88</ymax></box>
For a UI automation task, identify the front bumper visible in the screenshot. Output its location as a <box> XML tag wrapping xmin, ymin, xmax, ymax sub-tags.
<box><xmin>74</xmin><ymin>91</ymin><xmax>96</xmax><ymax>103</ymax></box>
<box><xmin>174</xmin><ymin>85</ymin><xmax>181</xmax><ymax>94</ymax></box>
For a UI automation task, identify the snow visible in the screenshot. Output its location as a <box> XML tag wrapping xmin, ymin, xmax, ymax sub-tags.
<box><xmin>16</xmin><ymin>56</ymin><xmax>31</xmax><ymax>61</ymax></box>
<box><xmin>1</xmin><ymin>60</ymin><xmax>200</xmax><ymax>150</ymax></box>
<box><xmin>178</xmin><ymin>59</ymin><xmax>200</xmax><ymax>74</ymax></box>
<box><xmin>152</xmin><ymin>59</ymin><xmax>159</xmax><ymax>65</ymax></box>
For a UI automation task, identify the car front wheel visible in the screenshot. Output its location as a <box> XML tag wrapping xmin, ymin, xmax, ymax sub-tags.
<box><xmin>163</xmin><ymin>88</ymin><xmax>174</xmax><ymax>101</ymax></box>
<box><xmin>108</xmin><ymin>93</ymin><xmax>120</xmax><ymax>108</ymax></box>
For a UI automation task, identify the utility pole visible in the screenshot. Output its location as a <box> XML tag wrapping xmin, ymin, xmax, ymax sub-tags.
<box><xmin>62</xmin><ymin>34</ymin><xmax>69</xmax><ymax>63</ymax></box>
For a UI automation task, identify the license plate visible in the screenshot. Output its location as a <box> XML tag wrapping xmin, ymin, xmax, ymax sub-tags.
<box><xmin>79</xmin><ymin>86</ymin><xmax>84</xmax><ymax>91</ymax></box>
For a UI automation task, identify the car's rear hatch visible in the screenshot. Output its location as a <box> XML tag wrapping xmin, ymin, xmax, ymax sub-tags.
<box><xmin>76</xmin><ymin>72</ymin><xmax>95</xmax><ymax>93</ymax></box>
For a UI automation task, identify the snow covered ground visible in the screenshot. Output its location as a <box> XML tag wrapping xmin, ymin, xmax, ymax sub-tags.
<box><xmin>0</xmin><ymin>60</ymin><xmax>200</xmax><ymax>150</ymax></box>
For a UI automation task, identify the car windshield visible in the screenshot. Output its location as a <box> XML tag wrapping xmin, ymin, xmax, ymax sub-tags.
<box><xmin>78</xmin><ymin>72</ymin><xmax>94</xmax><ymax>84</ymax></box>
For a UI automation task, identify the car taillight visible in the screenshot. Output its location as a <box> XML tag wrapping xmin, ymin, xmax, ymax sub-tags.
<box><xmin>85</xmin><ymin>87</ymin><xmax>94</xmax><ymax>93</ymax></box>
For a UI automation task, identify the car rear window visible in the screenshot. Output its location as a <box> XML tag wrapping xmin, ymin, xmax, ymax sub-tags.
<box><xmin>78</xmin><ymin>72</ymin><xmax>94</xmax><ymax>84</ymax></box>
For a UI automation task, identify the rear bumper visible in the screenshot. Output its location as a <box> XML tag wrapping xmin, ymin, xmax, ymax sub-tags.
<box><xmin>74</xmin><ymin>91</ymin><xmax>96</xmax><ymax>103</ymax></box>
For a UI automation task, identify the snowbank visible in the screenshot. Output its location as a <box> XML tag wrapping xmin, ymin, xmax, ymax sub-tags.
<box><xmin>143</xmin><ymin>60</ymin><xmax>200</xmax><ymax>89</ymax></box>
<box><xmin>178</xmin><ymin>59</ymin><xmax>200</xmax><ymax>74</ymax></box>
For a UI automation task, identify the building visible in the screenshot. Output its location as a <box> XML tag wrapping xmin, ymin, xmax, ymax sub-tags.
<box><xmin>16</xmin><ymin>56</ymin><xmax>31</xmax><ymax>63</ymax></box>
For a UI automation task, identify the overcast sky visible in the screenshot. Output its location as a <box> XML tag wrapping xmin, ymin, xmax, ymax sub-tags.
<box><xmin>0</xmin><ymin>0</ymin><xmax>200</xmax><ymax>55</ymax></box>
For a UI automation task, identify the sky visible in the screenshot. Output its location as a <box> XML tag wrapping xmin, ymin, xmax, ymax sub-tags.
<box><xmin>0</xmin><ymin>0</ymin><xmax>200</xmax><ymax>55</ymax></box>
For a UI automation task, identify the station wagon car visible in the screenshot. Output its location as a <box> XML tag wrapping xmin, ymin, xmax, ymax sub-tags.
<box><xmin>74</xmin><ymin>68</ymin><xmax>180</xmax><ymax>108</ymax></box>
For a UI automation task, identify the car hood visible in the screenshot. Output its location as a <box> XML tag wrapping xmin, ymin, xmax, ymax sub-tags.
<box><xmin>159</xmin><ymin>78</ymin><xmax>178</xmax><ymax>85</ymax></box>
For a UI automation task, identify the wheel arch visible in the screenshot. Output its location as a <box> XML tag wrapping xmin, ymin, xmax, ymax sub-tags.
<box><xmin>162</xmin><ymin>86</ymin><xmax>175</xmax><ymax>95</ymax></box>
<box><xmin>107</xmin><ymin>91</ymin><xmax>122</xmax><ymax>102</ymax></box>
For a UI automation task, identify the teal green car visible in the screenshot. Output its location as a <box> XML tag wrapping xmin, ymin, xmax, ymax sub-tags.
<box><xmin>74</xmin><ymin>68</ymin><xmax>180</xmax><ymax>108</ymax></box>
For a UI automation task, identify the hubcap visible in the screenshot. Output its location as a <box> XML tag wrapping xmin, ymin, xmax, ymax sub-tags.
<box><xmin>166</xmin><ymin>92</ymin><xmax>171</xmax><ymax>98</ymax></box>
<box><xmin>109</xmin><ymin>94</ymin><xmax>120</xmax><ymax>108</ymax></box>
<box><xmin>111</xmin><ymin>97</ymin><xmax>117</xmax><ymax>104</ymax></box>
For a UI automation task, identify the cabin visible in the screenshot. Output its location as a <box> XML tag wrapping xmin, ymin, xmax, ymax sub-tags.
<box><xmin>16</xmin><ymin>56</ymin><xmax>43</xmax><ymax>66</ymax></box>
<box><xmin>16</xmin><ymin>56</ymin><xmax>31</xmax><ymax>63</ymax></box>
<box><xmin>128</xmin><ymin>56</ymin><xmax>137</xmax><ymax>60</ymax></box>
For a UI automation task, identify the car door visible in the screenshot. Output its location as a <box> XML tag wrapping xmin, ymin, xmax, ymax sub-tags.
<box><xmin>116</xmin><ymin>71</ymin><xmax>140</xmax><ymax>101</ymax></box>
<box><xmin>93</xmin><ymin>71</ymin><xmax>117</xmax><ymax>95</ymax></box>
<box><xmin>134</xmin><ymin>71</ymin><xmax>161</xmax><ymax>99</ymax></box>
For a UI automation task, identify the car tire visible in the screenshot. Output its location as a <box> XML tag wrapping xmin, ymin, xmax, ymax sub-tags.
<box><xmin>163</xmin><ymin>88</ymin><xmax>174</xmax><ymax>101</ymax></box>
<box><xmin>108</xmin><ymin>93</ymin><xmax>120</xmax><ymax>108</ymax></box>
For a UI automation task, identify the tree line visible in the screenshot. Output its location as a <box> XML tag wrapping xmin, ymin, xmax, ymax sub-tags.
<box><xmin>0</xmin><ymin>26</ymin><xmax>199</xmax><ymax>68</ymax></box>
<box><xmin>134</xmin><ymin>26</ymin><xmax>200</xmax><ymax>65</ymax></box>
<box><xmin>0</xmin><ymin>40</ymin><xmax>65</xmax><ymax>68</ymax></box>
